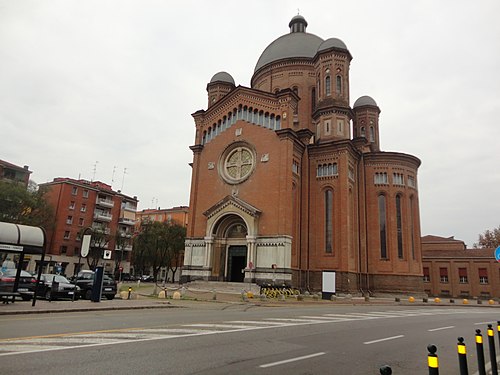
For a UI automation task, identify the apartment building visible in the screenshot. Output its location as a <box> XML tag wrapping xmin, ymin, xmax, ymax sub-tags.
<box><xmin>38</xmin><ymin>178</ymin><xmax>138</xmax><ymax>276</ymax></box>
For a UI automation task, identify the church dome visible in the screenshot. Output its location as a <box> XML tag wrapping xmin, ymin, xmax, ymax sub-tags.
<box><xmin>353</xmin><ymin>95</ymin><xmax>378</xmax><ymax>108</ymax></box>
<box><xmin>318</xmin><ymin>37</ymin><xmax>349</xmax><ymax>53</ymax></box>
<box><xmin>254</xmin><ymin>16</ymin><xmax>324</xmax><ymax>73</ymax></box>
<box><xmin>209</xmin><ymin>71</ymin><xmax>235</xmax><ymax>85</ymax></box>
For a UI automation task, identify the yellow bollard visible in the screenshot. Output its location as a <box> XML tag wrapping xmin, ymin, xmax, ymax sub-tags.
<box><xmin>434</xmin><ymin>297</ymin><xmax>441</xmax><ymax>303</ymax></box>
<box><xmin>463</xmin><ymin>299</ymin><xmax>469</xmax><ymax>304</ymax></box>
<box><xmin>246</xmin><ymin>291</ymin><xmax>254</xmax><ymax>299</ymax></box>
<box><xmin>489</xmin><ymin>299</ymin><xmax>495</xmax><ymax>305</ymax></box>
<box><xmin>408</xmin><ymin>296</ymin><xmax>415</xmax><ymax>303</ymax></box>
<box><xmin>172</xmin><ymin>291</ymin><xmax>181</xmax><ymax>300</ymax></box>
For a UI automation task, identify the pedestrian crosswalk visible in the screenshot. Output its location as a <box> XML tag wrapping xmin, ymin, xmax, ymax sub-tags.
<box><xmin>0</xmin><ymin>308</ymin><xmax>491</xmax><ymax>356</ymax></box>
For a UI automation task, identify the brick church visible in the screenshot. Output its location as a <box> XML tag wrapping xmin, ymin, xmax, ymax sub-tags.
<box><xmin>182</xmin><ymin>15</ymin><xmax>424</xmax><ymax>294</ymax></box>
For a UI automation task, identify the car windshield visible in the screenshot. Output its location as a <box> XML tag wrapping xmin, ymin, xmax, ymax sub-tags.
<box><xmin>42</xmin><ymin>274</ymin><xmax>70</xmax><ymax>283</ymax></box>
<box><xmin>2</xmin><ymin>269</ymin><xmax>32</xmax><ymax>277</ymax></box>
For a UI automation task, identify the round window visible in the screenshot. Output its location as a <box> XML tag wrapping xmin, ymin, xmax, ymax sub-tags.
<box><xmin>220</xmin><ymin>144</ymin><xmax>255</xmax><ymax>184</ymax></box>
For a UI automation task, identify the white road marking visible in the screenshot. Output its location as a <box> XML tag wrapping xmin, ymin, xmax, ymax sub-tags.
<box><xmin>0</xmin><ymin>308</ymin><xmax>492</xmax><ymax>356</ymax></box>
<box><xmin>428</xmin><ymin>326</ymin><xmax>455</xmax><ymax>332</ymax></box>
<box><xmin>474</xmin><ymin>321</ymin><xmax>495</xmax><ymax>325</ymax></box>
<box><xmin>259</xmin><ymin>352</ymin><xmax>326</xmax><ymax>368</ymax></box>
<box><xmin>363</xmin><ymin>335</ymin><xmax>404</xmax><ymax>345</ymax></box>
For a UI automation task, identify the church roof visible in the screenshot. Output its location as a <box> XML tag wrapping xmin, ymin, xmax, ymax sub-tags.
<box><xmin>353</xmin><ymin>95</ymin><xmax>378</xmax><ymax>108</ymax></box>
<box><xmin>209</xmin><ymin>71</ymin><xmax>235</xmax><ymax>85</ymax></box>
<box><xmin>254</xmin><ymin>15</ymin><xmax>350</xmax><ymax>73</ymax></box>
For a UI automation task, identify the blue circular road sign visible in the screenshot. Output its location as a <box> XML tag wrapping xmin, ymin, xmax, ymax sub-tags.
<box><xmin>495</xmin><ymin>246</ymin><xmax>500</xmax><ymax>262</ymax></box>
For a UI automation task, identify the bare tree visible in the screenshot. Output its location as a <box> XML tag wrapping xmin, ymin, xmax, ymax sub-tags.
<box><xmin>474</xmin><ymin>225</ymin><xmax>500</xmax><ymax>249</ymax></box>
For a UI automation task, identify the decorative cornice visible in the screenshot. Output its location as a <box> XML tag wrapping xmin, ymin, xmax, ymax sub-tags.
<box><xmin>203</xmin><ymin>195</ymin><xmax>262</xmax><ymax>219</ymax></box>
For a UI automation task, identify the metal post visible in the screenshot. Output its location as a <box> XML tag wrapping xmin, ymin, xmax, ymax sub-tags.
<box><xmin>497</xmin><ymin>321</ymin><xmax>500</xmax><ymax>359</ymax></box>
<box><xmin>428</xmin><ymin>344</ymin><xmax>439</xmax><ymax>375</ymax></box>
<box><xmin>488</xmin><ymin>325</ymin><xmax>498</xmax><ymax>375</ymax></box>
<box><xmin>128</xmin><ymin>287</ymin><xmax>132</xmax><ymax>300</ymax></box>
<box><xmin>476</xmin><ymin>329</ymin><xmax>486</xmax><ymax>375</ymax></box>
<box><xmin>380</xmin><ymin>365</ymin><xmax>392</xmax><ymax>374</ymax></box>
<box><xmin>457</xmin><ymin>337</ymin><xmax>469</xmax><ymax>375</ymax></box>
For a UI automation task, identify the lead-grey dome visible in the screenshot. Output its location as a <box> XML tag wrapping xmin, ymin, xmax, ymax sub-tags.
<box><xmin>254</xmin><ymin>16</ymin><xmax>323</xmax><ymax>72</ymax></box>
<box><xmin>318</xmin><ymin>37</ymin><xmax>349</xmax><ymax>53</ymax></box>
<box><xmin>209</xmin><ymin>71</ymin><xmax>235</xmax><ymax>85</ymax></box>
<box><xmin>353</xmin><ymin>95</ymin><xmax>378</xmax><ymax>108</ymax></box>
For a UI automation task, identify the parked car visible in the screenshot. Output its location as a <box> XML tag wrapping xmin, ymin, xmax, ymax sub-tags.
<box><xmin>37</xmin><ymin>274</ymin><xmax>80</xmax><ymax>300</ymax></box>
<box><xmin>71</xmin><ymin>270</ymin><xmax>117</xmax><ymax>300</ymax></box>
<box><xmin>0</xmin><ymin>269</ymin><xmax>36</xmax><ymax>301</ymax></box>
<box><xmin>140</xmin><ymin>275</ymin><xmax>154</xmax><ymax>282</ymax></box>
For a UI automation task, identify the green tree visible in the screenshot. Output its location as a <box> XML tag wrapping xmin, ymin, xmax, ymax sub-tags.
<box><xmin>474</xmin><ymin>225</ymin><xmax>500</xmax><ymax>249</ymax></box>
<box><xmin>132</xmin><ymin>221</ymin><xmax>186</xmax><ymax>282</ymax></box>
<box><xmin>0</xmin><ymin>180</ymin><xmax>54</xmax><ymax>228</ymax></box>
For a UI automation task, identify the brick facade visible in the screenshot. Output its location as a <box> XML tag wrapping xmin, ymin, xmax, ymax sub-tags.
<box><xmin>38</xmin><ymin>178</ymin><xmax>137</xmax><ymax>276</ymax></box>
<box><xmin>182</xmin><ymin>16</ymin><xmax>423</xmax><ymax>294</ymax></box>
<box><xmin>422</xmin><ymin>235</ymin><xmax>499</xmax><ymax>299</ymax></box>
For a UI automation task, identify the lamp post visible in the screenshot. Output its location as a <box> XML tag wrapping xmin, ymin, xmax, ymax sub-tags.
<box><xmin>72</xmin><ymin>227</ymin><xmax>92</xmax><ymax>301</ymax></box>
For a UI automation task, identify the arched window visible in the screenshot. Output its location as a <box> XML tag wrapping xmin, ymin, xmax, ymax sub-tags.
<box><xmin>370</xmin><ymin>126</ymin><xmax>375</xmax><ymax>142</ymax></box>
<box><xmin>396</xmin><ymin>195</ymin><xmax>403</xmax><ymax>258</ymax></box>
<box><xmin>207</xmin><ymin>127</ymin><xmax>212</xmax><ymax>142</ymax></box>
<box><xmin>248</xmin><ymin>107</ymin><xmax>253</xmax><ymax>123</ymax></box>
<box><xmin>258</xmin><ymin>111</ymin><xmax>264</xmax><ymax>126</ymax></box>
<box><xmin>325</xmin><ymin>189</ymin><xmax>333</xmax><ymax>253</ymax></box>
<box><xmin>410</xmin><ymin>195</ymin><xmax>415</xmax><ymax>259</ymax></box>
<box><xmin>311</xmin><ymin>88</ymin><xmax>316</xmax><ymax>110</ymax></box>
<box><xmin>270</xmin><ymin>114</ymin><xmax>275</xmax><ymax>130</ymax></box>
<box><xmin>202</xmin><ymin>131</ymin><xmax>207</xmax><ymax>145</ymax></box>
<box><xmin>243</xmin><ymin>106</ymin><xmax>248</xmax><ymax>121</ymax></box>
<box><xmin>264</xmin><ymin>112</ymin><xmax>270</xmax><ymax>128</ymax></box>
<box><xmin>336</xmin><ymin>76</ymin><xmax>342</xmax><ymax>94</ymax></box>
<box><xmin>325</xmin><ymin>76</ymin><xmax>331</xmax><ymax>96</ymax></box>
<box><xmin>317</xmin><ymin>165</ymin><xmax>323</xmax><ymax>177</ymax></box>
<box><xmin>360</xmin><ymin>126</ymin><xmax>366</xmax><ymax>137</ymax></box>
<box><xmin>275</xmin><ymin>115</ymin><xmax>281</xmax><ymax>130</ymax></box>
<box><xmin>378</xmin><ymin>195</ymin><xmax>387</xmax><ymax>259</ymax></box>
<box><xmin>237</xmin><ymin>105</ymin><xmax>242</xmax><ymax>120</ymax></box>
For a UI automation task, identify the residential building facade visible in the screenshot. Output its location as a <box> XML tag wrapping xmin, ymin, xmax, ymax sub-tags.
<box><xmin>0</xmin><ymin>159</ymin><xmax>31</xmax><ymax>187</ymax></box>
<box><xmin>38</xmin><ymin>178</ymin><xmax>138</xmax><ymax>276</ymax></box>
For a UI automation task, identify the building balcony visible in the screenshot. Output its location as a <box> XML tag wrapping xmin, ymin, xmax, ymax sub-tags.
<box><xmin>96</xmin><ymin>198</ymin><xmax>114</xmax><ymax>208</ymax></box>
<box><xmin>91</xmin><ymin>225</ymin><xmax>110</xmax><ymax>234</ymax></box>
<box><xmin>119</xmin><ymin>217</ymin><xmax>135</xmax><ymax>226</ymax></box>
<box><xmin>116</xmin><ymin>244</ymin><xmax>133</xmax><ymax>251</ymax></box>
<box><xmin>118</xmin><ymin>231</ymin><xmax>133</xmax><ymax>238</ymax></box>
<box><xmin>94</xmin><ymin>212</ymin><xmax>112</xmax><ymax>222</ymax></box>
<box><xmin>122</xmin><ymin>204</ymin><xmax>137</xmax><ymax>212</ymax></box>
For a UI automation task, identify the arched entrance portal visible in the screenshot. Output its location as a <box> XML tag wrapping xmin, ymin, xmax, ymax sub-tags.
<box><xmin>212</xmin><ymin>214</ymin><xmax>248</xmax><ymax>282</ymax></box>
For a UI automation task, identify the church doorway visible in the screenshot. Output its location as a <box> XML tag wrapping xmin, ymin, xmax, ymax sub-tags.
<box><xmin>211</xmin><ymin>214</ymin><xmax>248</xmax><ymax>282</ymax></box>
<box><xmin>227</xmin><ymin>246</ymin><xmax>246</xmax><ymax>282</ymax></box>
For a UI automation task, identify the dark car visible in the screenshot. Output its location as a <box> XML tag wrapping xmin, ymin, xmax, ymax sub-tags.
<box><xmin>71</xmin><ymin>270</ymin><xmax>117</xmax><ymax>300</ymax></box>
<box><xmin>140</xmin><ymin>275</ymin><xmax>154</xmax><ymax>282</ymax></box>
<box><xmin>0</xmin><ymin>269</ymin><xmax>36</xmax><ymax>301</ymax></box>
<box><xmin>37</xmin><ymin>274</ymin><xmax>80</xmax><ymax>300</ymax></box>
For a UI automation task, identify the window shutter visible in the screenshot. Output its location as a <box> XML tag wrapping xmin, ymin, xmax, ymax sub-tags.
<box><xmin>439</xmin><ymin>268</ymin><xmax>448</xmax><ymax>277</ymax></box>
<box><xmin>478</xmin><ymin>268</ymin><xmax>488</xmax><ymax>277</ymax></box>
<box><xmin>458</xmin><ymin>268</ymin><xmax>467</xmax><ymax>277</ymax></box>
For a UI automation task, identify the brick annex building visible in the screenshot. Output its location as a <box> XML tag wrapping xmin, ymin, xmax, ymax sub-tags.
<box><xmin>182</xmin><ymin>16</ymin><xmax>423</xmax><ymax>294</ymax></box>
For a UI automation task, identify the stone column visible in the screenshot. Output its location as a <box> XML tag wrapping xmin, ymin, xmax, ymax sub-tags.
<box><xmin>204</xmin><ymin>237</ymin><xmax>214</xmax><ymax>268</ymax></box>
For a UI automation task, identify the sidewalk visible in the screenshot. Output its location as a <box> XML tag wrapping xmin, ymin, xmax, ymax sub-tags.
<box><xmin>1</xmin><ymin>282</ymin><xmax>496</xmax><ymax>315</ymax></box>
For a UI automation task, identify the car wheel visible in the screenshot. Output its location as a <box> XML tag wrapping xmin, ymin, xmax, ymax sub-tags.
<box><xmin>85</xmin><ymin>289</ymin><xmax>92</xmax><ymax>300</ymax></box>
<box><xmin>45</xmin><ymin>290</ymin><xmax>52</xmax><ymax>300</ymax></box>
<box><xmin>106</xmin><ymin>295</ymin><xmax>115</xmax><ymax>300</ymax></box>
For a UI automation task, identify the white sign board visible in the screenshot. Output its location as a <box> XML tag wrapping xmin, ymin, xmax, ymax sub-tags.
<box><xmin>103</xmin><ymin>250</ymin><xmax>112</xmax><ymax>260</ymax></box>
<box><xmin>322</xmin><ymin>271</ymin><xmax>336</xmax><ymax>293</ymax></box>
<box><xmin>0</xmin><ymin>244</ymin><xmax>23</xmax><ymax>252</ymax></box>
<box><xmin>81</xmin><ymin>235</ymin><xmax>91</xmax><ymax>257</ymax></box>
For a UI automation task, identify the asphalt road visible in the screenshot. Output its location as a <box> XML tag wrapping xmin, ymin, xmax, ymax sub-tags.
<box><xmin>0</xmin><ymin>304</ymin><xmax>498</xmax><ymax>374</ymax></box>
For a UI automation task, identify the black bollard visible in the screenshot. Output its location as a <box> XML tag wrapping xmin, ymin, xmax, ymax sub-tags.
<box><xmin>488</xmin><ymin>325</ymin><xmax>498</xmax><ymax>375</ymax></box>
<box><xmin>380</xmin><ymin>365</ymin><xmax>392</xmax><ymax>375</ymax></box>
<box><xmin>128</xmin><ymin>286</ymin><xmax>132</xmax><ymax>300</ymax></box>
<box><xmin>475</xmin><ymin>329</ymin><xmax>486</xmax><ymax>375</ymax></box>
<box><xmin>497</xmin><ymin>322</ymin><xmax>500</xmax><ymax>360</ymax></box>
<box><xmin>427</xmin><ymin>344</ymin><xmax>439</xmax><ymax>375</ymax></box>
<box><xmin>457</xmin><ymin>337</ymin><xmax>469</xmax><ymax>375</ymax></box>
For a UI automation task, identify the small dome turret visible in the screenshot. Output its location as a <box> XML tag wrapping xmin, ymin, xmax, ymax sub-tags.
<box><xmin>207</xmin><ymin>71</ymin><xmax>235</xmax><ymax>108</ymax></box>
<box><xmin>318</xmin><ymin>37</ymin><xmax>349</xmax><ymax>53</ymax></box>
<box><xmin>209</xmin><ymin>71</ymin><xmax>235</xmax><ymax>85</ymax></box>
<box><xmin>353</xmin><ymin>95</ymin><xmax>378</xmax><ymax>108</ymax></box>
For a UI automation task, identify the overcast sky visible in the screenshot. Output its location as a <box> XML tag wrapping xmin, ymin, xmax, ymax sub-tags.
<box><xmin>1</xmin><ymin>1</ymin><xmax>499</xmax><ymax>248</ymax></box>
